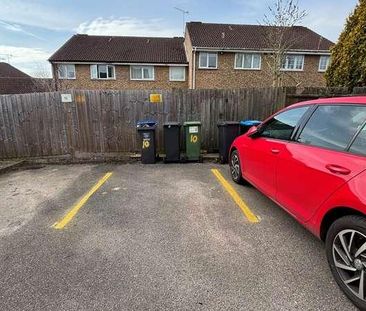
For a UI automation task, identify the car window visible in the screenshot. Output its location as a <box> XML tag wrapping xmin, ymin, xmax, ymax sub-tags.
<box><xmin>349</xmin><ymin>125</ymin><xmax>366</xmax><ymax>156</ymax></box>
<box><xmin>297</xmin><ymin>105</ymin><xmax>366</xmax><ymax>151</ymax></box>
<box><xmin>260</xmin><ymin>106</ymin><xmax>309</xmax><ymax>140</ymax></box>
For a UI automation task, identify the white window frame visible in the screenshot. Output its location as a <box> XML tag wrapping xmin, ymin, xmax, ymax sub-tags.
<box><xmin>198</xmin><ymin>52</ymin><xmax>218</xmax><ymax>69</ymax></box>
<box><xmin>130</xmin><ymin>66</ymin><xmax>155</xmax><ymax>81</ymax></box>
<box><xmin>281</xmin><ymin>54</ymin><xmax>304</xmax><ymax>71</ymax></box>
<box><xmin>318</xmin><ymin>55</ymin><xmax>330</xmax><ymax>72</ymax></box>
<box><xmin>234</xmin><ymin>53</ymin><xmax>261</xmax><ymax>70</ymax></box>
<box><xmin>90</xmin><ymin>64</ymin><xmax>115</xmax><ymax>80</ymax></box>
<box><xmin>58</xmin><ymin>64</ymin><xmax>76</xmax><ymax>80</ymax></box>
<box><xmin>169</xmin><ymin>66</ymin><xmax>186</xmax><ymax>81</ymax></box>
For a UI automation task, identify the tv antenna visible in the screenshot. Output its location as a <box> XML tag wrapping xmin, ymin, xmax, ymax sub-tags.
<box><xmin>0</xmin><ymin>54</ymin><xmax>13</xmax><ymax>63</ymax></box>
<box><xmin>174</xmin><ymin>7</ymin><xmax>189</xmax><ymax>35</ymax></box>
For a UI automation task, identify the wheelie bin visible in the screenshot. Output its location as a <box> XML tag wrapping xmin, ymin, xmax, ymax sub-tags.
<box><xmin>183</xmin><ymin>121</ymin><xmax>201</xmax><ymax>161</ymax></box>
<box><xmin>217</xmin><ymin>121</ymin><xmax>240</xmax><ymax>164</ymax></box>
<box><xmin>163</xmin><ymin>122</ymin><xmax>181</xmax><ymax>162</ymax></box>
<box><xmin>136</xmin><ymin>120</ymin><xmax>157</xmax><ymax>164</ymax></box>
<box><xmin>239</xmin><ymin>120</ymin><xmax>261</xmax><ymax>135</ymax></box>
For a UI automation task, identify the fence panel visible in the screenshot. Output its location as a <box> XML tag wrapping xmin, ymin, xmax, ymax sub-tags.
<box><xmin>0</xmin><ymin>87</ymin><xmax>289</xmax><ymax>158</ymax></box>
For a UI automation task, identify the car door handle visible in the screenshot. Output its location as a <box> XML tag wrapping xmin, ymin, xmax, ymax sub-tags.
<box><xmin>326</xmin><ymin>164</ymin><xmax>351</xmax><ymax>175</ymax></box>
<box><xmin>271</xmin><ymin>149</ymin><xmax>280</xmax><ymax>154</ymax></box>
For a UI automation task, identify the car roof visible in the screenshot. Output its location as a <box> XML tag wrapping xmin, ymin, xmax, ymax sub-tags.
<box><xmin>290</xmin><ymin>96</ymin><xmax>366</xmax><ymax>108</ymax></box>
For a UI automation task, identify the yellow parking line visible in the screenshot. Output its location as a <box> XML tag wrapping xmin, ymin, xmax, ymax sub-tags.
<box><xmin>52</xmin><ymin>172</ymin><xmax>113</xmax><ymax>230</ymax></box>
<box><xmin>211</xmin><ymin>169</ymin><xmax>259</xmax><ymax>223</ymax></box>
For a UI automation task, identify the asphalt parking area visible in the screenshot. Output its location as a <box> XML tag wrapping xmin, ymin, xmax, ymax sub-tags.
<box><xmin>0</xmin><ymin>163</ymin><xmax>356</xmax><ymax>310</ymax></box>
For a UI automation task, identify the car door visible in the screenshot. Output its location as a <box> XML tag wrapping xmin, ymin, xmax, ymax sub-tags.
<box><xmin>276</xmin><ymin>104</ymin><xmax>366</xmax><ymax>222</ymax></box>
<box><xmin>241</xmin><ymin>106</ymin><xmax>309</xmax><ymax>199</ymax></box>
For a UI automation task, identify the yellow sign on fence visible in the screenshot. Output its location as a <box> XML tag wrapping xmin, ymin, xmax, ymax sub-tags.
<box><xmin>149</xmin><ymin>93</ymin><xmax>163</xmax><ymax>103</ymax></box>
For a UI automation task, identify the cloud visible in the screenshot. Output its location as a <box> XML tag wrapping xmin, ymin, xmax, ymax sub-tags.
<box><xmin>0</xmin><ymin>20</ymin><xmax>44</xmax><ymax>40</ymax></box>
<box><xmin>0</xmin><ymin>45</ymin><xmax>51</xmax><ymax>77</ymax></box>
<box><xmin>76</xmin><ymin>17</ymin><xmax>181</xmax><ymax>37</ymax></box>
<box><xmin>0</xmin><ymin>0</ymin><xmax>77</xmax><ymax>30</ymax></box>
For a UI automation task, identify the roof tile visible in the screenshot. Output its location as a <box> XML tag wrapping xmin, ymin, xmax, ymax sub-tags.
<box><xmin>186</xmin><ymin>22</ymin><xmax>333</xmax><ymax>51</ymax></box>
<box><xmin>49</xmin><ymin>35</ymin><xmax>188</xmax><ymax>63</ymax></box>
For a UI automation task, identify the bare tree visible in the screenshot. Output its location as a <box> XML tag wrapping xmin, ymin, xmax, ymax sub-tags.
<box><xmin>31</xmin><ymin>63</ymin><xmax>76</xmax><ymax>92</ymax></box>
<box><xmin>30</xmin><ymin>62</ymin><xmax>56</xmax><ymax>92</ymax></box>
<box><xmin>261</xmin><ymin>0</ymin><xmax>307</xmax><ymax>87</ymax></box>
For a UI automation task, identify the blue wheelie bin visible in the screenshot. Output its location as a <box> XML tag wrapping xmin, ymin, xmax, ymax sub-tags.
<box><xmin>239</xmin><ymin>120</ymin><xmax>261</xmax><ymax>135</ymax></box>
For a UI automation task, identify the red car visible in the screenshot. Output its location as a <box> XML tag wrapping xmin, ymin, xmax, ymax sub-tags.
<box><xmin>229</xmin><ymin>97</ymin><xmax>366</xmax><ymax>309</ymax></box>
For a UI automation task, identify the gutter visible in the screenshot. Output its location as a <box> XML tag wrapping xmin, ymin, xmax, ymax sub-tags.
<box><xmin>50</xmin><ymin>61</ymin><xmax>188</xmax><ymax>66</ymax></box>
<box><xmin>192</xmin><ymin>47</ymin><xmax>197</xmax><ymax>89</ymax></box>
<box><xmin>191</xmin><ymin>47</ymin><xmax>331</xmax><ymax>55</ymax></box>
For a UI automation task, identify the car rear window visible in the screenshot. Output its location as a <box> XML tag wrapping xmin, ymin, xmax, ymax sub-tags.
<box><xmin>297</xmin><ymin>105</ymin><xmax>366</xmax><ymax>151</ymax></box>
<box><xmin>349</xmin><ymin>125</ymin><xmax>366</xmax><ymax>156</ymax></box>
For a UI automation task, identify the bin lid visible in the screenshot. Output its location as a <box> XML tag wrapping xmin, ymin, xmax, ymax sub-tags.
<box><xmin>239</xmin><ymin>120</ymin><xmax>261</xmax><ymax>126</ymax></box>
<box><xmin>164</xmin><ymin>122</ymin><xmax>181</xmax><ymax>127</ymax></box>
<box><xmin>183</xmin><ymin>121</ymin><xmax>201</xmax><ymax>126</ymax></box>
<box><xmin>136</xmin><ymin>120</ymin><xmax>157</xmax><ymax>128</ymax></box>
<box><xmin>217</xmin><ymin>121</ymin><xmax>239</xmax><ymax>127</ymax></box>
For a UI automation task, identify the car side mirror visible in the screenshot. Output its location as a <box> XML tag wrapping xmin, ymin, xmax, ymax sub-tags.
<box><xmin>247</xmin><ymin>126</ymin><xmax>261</xmax><ymax>138</ymax></box>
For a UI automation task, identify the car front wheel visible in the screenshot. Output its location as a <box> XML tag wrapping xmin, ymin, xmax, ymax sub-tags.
<box><xmin>326</xmin><ymin>215</ymin><xmax>366</xmax><ymax>310</ymax></box>
<box><xmin>229</xmin><ymin>150</ymin><xmax>243</xmax><ymax>184</ymax></box>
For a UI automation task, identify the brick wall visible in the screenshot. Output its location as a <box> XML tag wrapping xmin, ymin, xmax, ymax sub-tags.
<box><xmin>54</xmin><ymin>64</ymin><xmax>188</xmax><ymax>90</ymax></box>
<box><xmin>193</xmin><ymin>52</ymin><xmax>326</xmax><ymax>89</ymax></box>
<box><xmin>183</xmin><ymin>30</ymin><xmax>194</xmax><ymax>89</ymax></box>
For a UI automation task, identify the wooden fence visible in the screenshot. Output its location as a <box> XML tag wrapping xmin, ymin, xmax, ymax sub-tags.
<box><xmin>0</xmin><ymin>87</ymin><xmax>337</xmax><ymax>159</ymax></box>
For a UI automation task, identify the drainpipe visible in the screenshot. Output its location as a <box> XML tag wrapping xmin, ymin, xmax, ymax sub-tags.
<box><xmin>192</xmin><ymin>47</ymin><xmax>197</xmax><ymax>89</ymax></box>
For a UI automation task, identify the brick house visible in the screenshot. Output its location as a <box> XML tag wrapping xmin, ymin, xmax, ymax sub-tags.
<box><xmin>0</xmin><ymin>62</ymin><xmax>49</xmax><ymax>94</ymax></box>
<box><xmin>49</xmin><ymin>35</ymin><xmax>188</xmax><ymax>90</ymax></box>
<box><xmin>49</xmin><ymin>22</ymin><xmax>333</xmax><ymax>90</ymax></box>
<box><xmin>184</xmin><ymin>22</ymin><xmax>333</xmax><ymax>89</ymax></box>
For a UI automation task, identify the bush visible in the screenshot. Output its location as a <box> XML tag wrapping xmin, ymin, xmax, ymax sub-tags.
<box><xmin>326</xmin><ymin>0</ymin><xmax>366</xmax><ymax>90</ymax></box>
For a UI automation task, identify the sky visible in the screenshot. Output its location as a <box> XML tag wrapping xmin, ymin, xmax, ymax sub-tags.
<box><xmin>0</xmin><ymin>0</ymin><xmax>358</xmax><ymax>77</ymax></box>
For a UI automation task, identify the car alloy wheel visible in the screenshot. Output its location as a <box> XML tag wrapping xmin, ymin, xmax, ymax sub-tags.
<box><xmin>332</xmin><ymin>229</ymin><xmax>366</xmax><ymax>301</ymax></box>
<box><xmin>230</xmin><ymin>153</ymin><xmax>240</xmax><ymax>180</ymax></box>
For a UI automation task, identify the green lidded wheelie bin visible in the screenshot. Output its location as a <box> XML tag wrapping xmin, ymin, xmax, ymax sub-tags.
<box><xmin>183</xmin><ymin>121</ymin><xmax>201</xmax><ymax>161</ymax></box>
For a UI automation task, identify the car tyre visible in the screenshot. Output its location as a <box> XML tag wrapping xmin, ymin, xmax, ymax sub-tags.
<box><xmin>229</xmin><ymin>150</ymin><xmax>243</xmax><ymax>184</ymax></box>
<box><xmin>326</xmin><ymin>215</ymin><xmax>366</xmax><ymax>310</ymax></box>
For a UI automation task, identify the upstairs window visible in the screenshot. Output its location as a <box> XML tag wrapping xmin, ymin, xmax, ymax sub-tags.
<box><xmin>130</xmin><ymin>66</ymin><xmax>154</xmax><ymax>80</ymax></box>
<box><xmin>281</xmin><ymin>54</ymin><xmax>304</xmax><ymax>71</ymax></box>
<box><xmin>58</xmin><ymin>64</ymin><xmax>75</xmax><ymax>79</ymax></box>
<box><xmin>90</xmin><ymin>64</ymin><xmax>115</xmax><ymax>79</ymax></box>
<box><xmin>199</xmin><ymin>52</ymin><xmax>217</xmax><ymax>69</ymax></box>
<box><xmin>235</xmin><ymin>53</ymin><xmax>261</xmax><ymax>70</ymax></box>
<box><xmin>169</xmin><ymin>66</ymin><xmax>185</xmax><ymax>81</ymax></box>
<box><xmin>319</xmin><ymin>56</ymin><xmax>330</xmax><ymax>72</ymax></box>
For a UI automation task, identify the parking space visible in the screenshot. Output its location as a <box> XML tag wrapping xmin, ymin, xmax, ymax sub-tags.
<box><xmin>0</xmin><ymin>164</ymin><xmax>356</xmax><ymax>310</ymax></box>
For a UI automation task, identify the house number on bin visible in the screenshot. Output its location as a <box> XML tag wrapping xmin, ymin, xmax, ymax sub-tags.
<box><xmin>190</xmin><ymin>134</ymin><xmax>198</xmax><ymax>143</ymax></box>
<box><xmin>142</xmin><ymin>139</ymin><xmax>150</xmax><ymax>149</ymax></box>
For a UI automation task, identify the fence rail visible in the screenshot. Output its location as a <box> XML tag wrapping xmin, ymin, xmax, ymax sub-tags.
<box><xmin>0</xmin><ymin>87</ymin><xmax>360</xmax><ymax>159</ymax></box>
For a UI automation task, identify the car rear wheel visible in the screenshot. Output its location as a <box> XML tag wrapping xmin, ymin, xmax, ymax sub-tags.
<box><xmin>229</xmin><ymin>150</ymin><xmax>243</xmax><ymax>184</ymax></box>
<box><xmin>326</xmin><ymin>215</ymin><xmax>366</xmax><ymax>310</ymax></box>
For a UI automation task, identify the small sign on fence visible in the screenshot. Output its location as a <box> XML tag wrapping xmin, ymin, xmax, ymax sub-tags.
<box><xmin>149</xmin><ymin>93</ymin><xmax>162</xmax><ymax>103</ymax></box>
<box><xmin>61</xmin><ymin>93</ymin><xmax>72</xmax><ymax>103</ymax></box>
